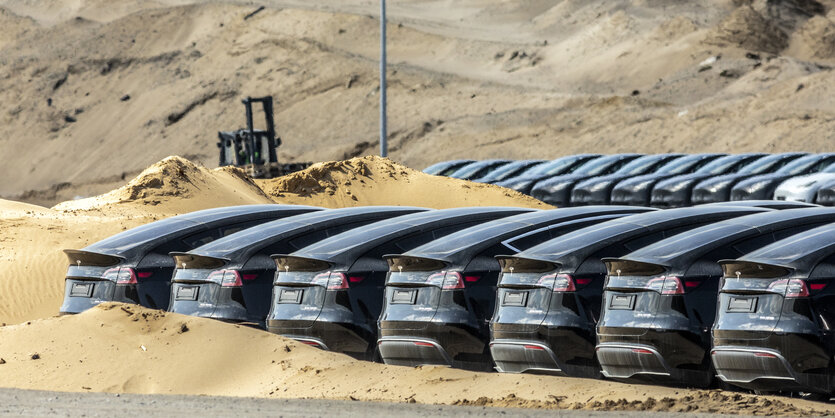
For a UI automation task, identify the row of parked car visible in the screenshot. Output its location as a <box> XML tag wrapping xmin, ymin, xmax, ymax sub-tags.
<box><xmin>61</xmin><ymin>203</ymin><xmax>835</xmax><ymax>397</ymax></box>
<box><xmin>424</xmin><ymin>153</ymin><xmax>835</xmax><ymax>207</ymax></box>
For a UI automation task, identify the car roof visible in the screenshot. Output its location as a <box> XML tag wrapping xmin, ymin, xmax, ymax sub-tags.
<box><xmin>514</xmin><ymin>206</ymin><xmax>770</xmax><ymax>269</ymax></box>
<box><xmin>615</xmin><ymin>208</ymin><xmax>835</xmax><ymax>272</ymax></box>
<box><xmin>81</xmin><ymin>205</ymin><xmax>321</xmax><ymax>258</ymax></box>
<box><xmin>393</xmin><ymin>206</ymin><xmax>656</xmax><ymax>266</ymax></box>
<box><xmin>727</xmin><ymin>222</ymin><xmax>835</xmax><ymax>274</ymax></box>
<box><xmin>697</xmin><ymin>200</ymin><xmax>819</xmax><ymax>210</ymax></box>
<box><xmin>185</xmin><ymin>206</ymin><xmax>427</xmax><ymax>260</ymax></box>
<box><xmin>277</xmin><ymin>207</ymin><xmax>533</xmax><ymax>268</ymax></box>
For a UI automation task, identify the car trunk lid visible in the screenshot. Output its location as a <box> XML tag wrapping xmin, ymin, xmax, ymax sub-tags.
<box><xmin>380</xmin><ymin>256</ymin><xmax>449</xmax><ymax>331</ymax></box>
<box><xmin>492</xmin><ymin>257</ymin><xmax>560</xmax><ymax>333</ymax></box>
<box><xmin>714</xmin><ymin>261</ymin><xmax>794</xmax><ymax>341</ymax></box>
<box><xmin>169</xmin><ymin>253</ymin><xmax>228</xmax><ymax>317</ymax></box>
<box><xmin>598</xmin><ymin>259</ymin><xmax>670</xmax><ymax>337</ymax></box>
<box><xmin>267</xmin><ymin>256</ymin><xmax>334</xmax><ymax>330</ymax></box>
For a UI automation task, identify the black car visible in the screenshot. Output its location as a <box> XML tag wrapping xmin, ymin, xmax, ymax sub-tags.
<box><xmin>815</xmin><ymin>178</ymin><xmax>835</xmax><ymax>206</ymax></box>
<box><xmin>377</xmin><ymin>206</ymin><xmax>654</xmax><ymax>371</ymax></box>
<box><xmin>570</xmin><ymin>154</ymin><xmax>685</xmax><ymax>206</ymax></box>
<box><xmin>472</xmin><ymin>160</ymin><xmax>547</xmax><ymax>184</ymax></box>
<box><xmin>712</xmin><ymin>222</ymin><xmax>835</xmax><ymax>396</ymax></box>
<box><xmin>448</xmin><ymin>160</ymin><xmax>513</xmax><ymax>180</ymax></box>
<box><xmin>650</xmin><ymin>153</ymin><xmax>767</xmax><ymax>208</ymax></box>
<box><xmin>596</xmin><ymin>208</ymin><xmax>835</xmax><ymax>388</ymax></box>
<box><xmin>610</xmin><ymin>154</ymin><xmax>726</xmax><ymax>207</ymax></box>
<box><xmin>423</xmin><ymin>160</ymin><xmax>475</xmax><ymax>176</ymax></box>
<box><xmin>691</xmin><ymin>153</ymin><xmax>808</xmax><ymax>205</ymax></box>
<box><xmin>530</xmin><ymin>154</ymin><xmax>644</xmax><ymax>206</ymax></box>
<box><xmin>60</xmin><ymin>205</ymin><xmax>320</xmax><ymax>314</ymax></box>
<box><xmin>700</xmin><ymin>200</ymin><xmax>819</xmax><ymax>210</ymax></box>
<box><xmin>489</xmin><ymin>206</ymin><xmax>768</xmax><ymax>378</ymax></box>
<box><xmin>730</xmin><ymin>154</ymin><xmax>835</xmax><ymax>201</ymax></box>
<box><xmin>495</xmin><ymin>155</ymin><xmax>602</xmax><ymax>195</ymax></box>
<box><xmin>167</xmin><ymin>207</ymin><xmax>425</xmax><ymax>326</ymax></box>
<box><xmin>266</xmin><ymin>207</ymin><xmax>531</xmax><ymax>359</ymax></box>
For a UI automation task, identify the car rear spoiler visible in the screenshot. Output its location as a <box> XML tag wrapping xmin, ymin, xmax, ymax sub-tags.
<box><xmin>270</xmin><ymin>254</ymin><xmax>333</xmax><ymax>272</ymax></box>
<box><xmin>383</xmin><ymin>254</ymin><xmax>447</xmax><ymax>272</ymax></box>
<box><xmin>169</xmin><ymin>252</ymin><xmax>229</xmax><ymax>270</ymax></box>
<box><xmin>64</xmin><ymin>249</ymin><xmax>125</xmax><ymax>267</ymax></box>
<box><xmin>494</xmin><ymin>255</ymin><xmax>559</xmax><ymax>274</ymax></box>
<box><xmin>717</xmin><ymin>259</ymin><xmax>793</xmax><ymax>279</ymax></box>
<box><xmin>601</xmin><ymin>258</ymin><xmax>667</xmax><ymax>277</ymax></box>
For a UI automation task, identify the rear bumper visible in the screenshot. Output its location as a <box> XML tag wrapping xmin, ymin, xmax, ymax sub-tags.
<box><xmin>59</xmin><ymin>280</ymin><xmax>137</xmax><ymax>314</ymax></box>
<box><xmin>377</xmin><ymin>337</ymin><xmax>453</xmax><ymax>367</ymax></box>
<box><xmin>596</xmin><ymin>343</ymin><xmax>671</xmax><ymax>379</ymax></box>
<box><xmin>378</xmin><ymin>321</ymin><xmax>487</xmax><ymax>369</ymax></box>
<box><xmin>269</xmin><ymin>319</ymin><xmax>372</xmax><ymax>355</ymax></box>
<box><xmin>489</xmin><ymin>340</ymin><xmax>562</xmax><ymax>374</ymax></box>
<box><xmin>711</xmin><ymin>345</ymin><xmax>831</xmax><ymax>393</ymax></box>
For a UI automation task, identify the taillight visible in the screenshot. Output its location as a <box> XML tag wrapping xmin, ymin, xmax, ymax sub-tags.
<box><xmin>537</xmin><ymin>273</ymin><xmax>576</xmax><ymax>292</ymax></box>
<box><xmin>767</xmin><ymin>279</ymin><xmax>809</xmax><ymax>298</ymax></box>
<box><xmin>208</xmin><ymin>270</ymin><xmax>243</xmax><ymax>287</ymax></box>
<box><xmin>425</xmin><ymin>271</ymin><xmax>465</xmax><ymax>290</ymax></box>
<box><xmin>102</xmin><ymin>267</ymin><xmax>137</xmax><ymax>284</ymax></box>
<box><xmin>311</xmin><ymin>272</ymin><xmax>349</xmax><ymax>290</ymax></box>
<box><xmin>646</xmin><ymin>276</ymin><xmax>683</xmax><ymax>295</ymax></box>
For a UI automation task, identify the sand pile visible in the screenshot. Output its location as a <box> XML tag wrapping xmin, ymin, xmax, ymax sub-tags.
<box><xmin>0</xmin><ymin>302</ymin><xmax>829</xmax><ymax>415</ymax></box>
<box><xmin>53</xmin><ymin>156</ymin><xmax>274</xmax><ymax>214</ymax></box>
<box><xmin>788</xmin><ymin>15</ymin><xmax>835</xmax><ymax>60</ymax></box>
<box><xmin>705</xmin><ymin>6</ymin><xmax>789</xmax><ymax>54</ymax></box>
<box><xmin>258</xmin><ymin>156</ymin><xmax>551</xmax><ymax>209</ymax></box>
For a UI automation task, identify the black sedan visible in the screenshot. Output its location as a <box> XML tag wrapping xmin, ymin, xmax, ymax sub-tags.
<box><xmin>60</xmin><ymin>205</ymin><xmax>320</xmax><ymax>314</ymax></box>
<box><xmin>266</xmin><ymin>207</ymin><xmax>530</xmax><ymax>359</ymax></box>
<box><xmin>489</xmin><ymin>206</ymin><xmax>767</xmax><ymax>378</ymax></box>
<box><xmin>730</xmin><ymin>153</ymin><xmax>835</xmax><ymax>201</ymax></box>
<box><xmin>377</xmin><ymin>206</ymin><xmax>653</xmax><ymax>371</ymax></box>
<box><xmin>597</xmin><ymin>208</ymin><xmax>835</xmax><ymax>388</ymax></box>
<box><xmin>423</xmin><ymin>160</ymin><xmax>475</xmax><ymax>176</ymax></box>
<box><xmin>167</xmin><ymin>206</ymin><xmax>424</xmax><ymax>326</ymax></box>
<box><xmin>472</xmin><ymin>160</ymin><xmax>547</xmax><ymax>184</ymax></box>
<box><xmin>570</xmin><ymin>154</ymin><xmax>684</xmax><ymax>205</ymax></box>
<box><xmin>650</xmin><ymin>153</ymin><xmax>767</xmax><ymax>208</ymax></box>
<box><xmin>691</xmin><ymin>152</ymin><xmax>808</xmax><ymax>205</ymax></box>
<box><xmin>530</xmin><ymin>154</ymin><xmax>643</xmax><ymax>206</ymax></box>
<box><xmin>495</xmin><ymin>155</ymin><xmax>602</xmax><ymax>195</ymax></box>
<box><xmin>448</xmin><ymin>160</ymin><xmax>513</xmax><ymax>181</ymax></box>
<box><xmin>610</xmin><ymin>154</ymin><xmax>726</xmax><ymax>207</ymax></box>
<box><xmin>712</xmin><ymin>222</ymin><xmax>835</xmax><ymax>396</ymax></box>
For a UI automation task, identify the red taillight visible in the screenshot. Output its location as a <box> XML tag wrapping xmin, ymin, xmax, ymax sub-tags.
<box><xmin>207</xmin><ymin>270</ymin><xmax>243</xmax><ymax>287</ymax></box>
<box><xmin>348</xmin><ymin>276</ymin><xmax>364</xmax><ymax>283</ymax></box>
<box><xmin>136</xmin><ymin>271</ymin><xmax>153</xmax><ymax>279</ymax></box>
<box><xmin>523</xmin><ymin>344</ymin><xmax>545</xmax><ymax>350</ymax></box>
<box><xmin>537</xmin><ymin>273</ymin><xmax>576</xmax><ymax>292</ymax></box>
<box><xmin>425</xmin><ymin>271</ymin><xmax>465</xmax><ymax>290</ymax></box>
<box><xmin>311</xmin><ymin>272</ymin><xmax>349</xmax><ymax>290</ymax></box>
<box><xmin>414</xmin><ymin>342</ymin><xmax>434</xmax><ymax>347</ymax></box>
<box><xmin>810</xmin><ymin>283</ymin><xmax>827</xmax><ymax>291</ymax></box>
<box><xmin>242</xmin><ymin>274</ymin><xmax>257</xmax><ymax>281</ymax></box>
<box><xmin>464</xmin><ymin>275</ymin><xmax>480</xmax><ymax>283</ymax></box>
<box><xmin>767</xmin><ymin>279</ymin><xmax>809</xmax><ymax>298</ymax></box>
<box><xmin>646</xmin><ymin>276</ymin><xmax>683</xmax><ymax>295</ymax></box>
<box><xmin>632</xmin><ymin>348</ymin><xmax>653</xmax><ymax>354</ymax></box>
<box><xmin>102</xmin><ymin>267</ymin><xmax>137</xmax><ymax>284</ymax></box>
<box><xmin>754</xmin><ymin>352</ymin><xmax>777</xmax><ymax>358</ymax></box>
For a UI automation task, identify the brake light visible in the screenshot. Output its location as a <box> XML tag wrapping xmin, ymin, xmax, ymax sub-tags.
<box><xmin>754</xmin><ymin>352</ymin><xmax>777</xmax><ymax>358</ymax></box>
<box><xmin>810</xmin><ymin>283</ymin><xmax>827</xmax><ymax>291</ymax></box>
<box><xmin>102</xmin><ymin>267</ymin><xmax>137</xmax><ymax>284</ymax></box>
<box><xmin>523</xmin><ymin>345</ymin><xmax>545</xmax><ymax>350</ymax></box>
<box><xmin>311</xmin><ymin>272</ymin><xmax>349</xmax><ymax>290</ymax></box>
<box><xmin>537</xmin><ymin>273</ymin><xmax>576</xmax><ymax>292</ymax></box>
<box><xmin>767</xmin><ymin>279</ymin><xmax>809</xmax><ymax>298</ymax></box>
<box><xmin>414</xmin><ymin>342</ymin><xmax>434</xmax><ymax>347</ymax></box>
<box><xmin>136</xmin><ymin>271</ymin><xmax>153</xmax><ymax>279</ymax></box>
<box><xmin>425</xmin><ymin>271</ymin><xmax>465</xmax><ymax>290</ymax></box>
<box><xmin>206</xmin><ymin>270</ymin><xmax>243</xmax><ymax>287</ymax></box>
<box><xmin>632</xmin><ymin>348</ymin><xmax>654</xmax><ymax>355</ymax></box>
<box><xmin>646</xmin><ymin>276</ymin><xmax>683</xmax><ymax>295</ymax></box>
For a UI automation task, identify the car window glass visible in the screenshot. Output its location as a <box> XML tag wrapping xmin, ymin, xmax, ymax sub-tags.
<box><xmin>663</xmin><ymin>156</ymin><xmax>712</xmax><ymax>175</ymax></box>
<box><xmin>697</xmin><ymin>156</ymin><xmax>744</xmax><ymax>175</ymax></box>
<box><xmin>738</xmin><ymin>156</ymin><xmax>781</xmax><ymax>175</ymax></box>
<box><xmin>218</xmin><ymin>220</ymin><xmax>264</xmax><ymax>238</ymax></box>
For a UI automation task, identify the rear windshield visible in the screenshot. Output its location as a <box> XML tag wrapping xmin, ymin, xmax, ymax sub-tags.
<box><xmin>173</xmin><ymin>268</ymin><xmax>213</xmax><ymax>282</ymax></box>
<box><xmin>697</xmin><ymin>156</ymin><xmax>753</xmax><ymax>175</ymax></box>
<box><xmin>386</xmin><ymin>271</ymin><xmax>440</xmax><ymax>285</ymax></box>
<box><xmin>720</xmin><ymin>262</ymin><xmax>790</xmax><ymax>279</ymax></box>
<box><xmin>274</xmin><ymin>271</ymin><xmax>323</xmax><ymax>286</ymax></box>
<box><xmin>777</xmin><ymin>156</ymin><xmax>833</xmax><ymax>175</ymax></box>
<box><xmin>720</xmin><ymin>277</ymin><xmax>776</xmax><ymax>292</ymax></box>
<box><xmin>605</xmin><ymin>275</ymin><xmax>657</xmax><ymax>290</ymax></box>
<box><xmin>87</xmin><ymin>218</ymin><xmax>195</xmax><ymax>254</ymax></box>
<box><xmin>614</xmin><ymin>157</ymin><xmax>661</xmax><ymax>176</ymax></box>
<box><xmin>529</xmin><ymin>159</ymin><xmax>580</xmax><ymax>176</ymax></box>
<box><xmin>499</xmin><ymin>272</ymin><xmax>552</xmax><ymax>286</ymax></box>
<box><xmin>65</xmin><ymin>265</ymin><xmax>109</xmax><ymax>278</ymax></box>
<box><xmin>657</xmin><ymin>156</ymin><xmax>709</xmax><ymax>175</ymax></box>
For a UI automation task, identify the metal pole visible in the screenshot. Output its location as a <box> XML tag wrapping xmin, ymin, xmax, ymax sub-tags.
<box><xmin>380</xmin><ymin>0</ymin><xmax>388</xmax><ymax>158</ymax></box>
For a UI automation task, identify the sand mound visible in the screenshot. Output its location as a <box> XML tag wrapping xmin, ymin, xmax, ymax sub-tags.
<box><xmin>257</xmin><ymin>156</ymin><xmax>551</xmax><ymax>209</ymax></box>
<box><xmin>705</xmin><ymin>6</ymin><xmax>789</xmax><ymax>54</ymax></box>
<box><xmin>787</xmin><ymin>15</ymin><xmax>835</xmax><ymax>60</ymax></box>
<box><xmin>53</xmin><ymin>156</ymin><xmax>274</xmax><ymax>214</ymax></box>
<box><xmin>0</xmin><ymin>302</ymin><xmax>830</xmax><ymax>415</ymax></box>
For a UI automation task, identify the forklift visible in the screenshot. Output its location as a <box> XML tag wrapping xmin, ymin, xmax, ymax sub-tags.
<box><xmin>217</xmin><ymin>96</ymin><xmax>311</xmax><ymax>178</ymax></box>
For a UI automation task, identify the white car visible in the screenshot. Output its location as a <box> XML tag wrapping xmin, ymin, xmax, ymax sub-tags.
<box><xmin>774</xmin><ymin>172</ymin><xmax>835</xmax><ymax>202</ymax></box>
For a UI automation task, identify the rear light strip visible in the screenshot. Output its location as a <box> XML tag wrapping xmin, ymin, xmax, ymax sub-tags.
<box><xmin>208</xmin><ymin>270</ymin><xmax>243</xmax><ymax>287</ymax></box>
<box><xmin>425</xmin><ymin>271</ymin><xmax>465</xmax><ymax>290</ymax></box>
<box><xmin>312</xmin><ymin>272</ymin><xmax>349</xmax><ymax>290</ymax></box>
<box><xmin>102</xmin><ymin>267</ymin><xmax>137</xmax><ymax>285</ymax></box>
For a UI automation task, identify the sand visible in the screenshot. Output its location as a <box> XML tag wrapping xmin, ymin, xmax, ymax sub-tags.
<box><xmin>1</xmin><ymin>0</ymin><xmax>834</xmax><ymax>204</ymax></box>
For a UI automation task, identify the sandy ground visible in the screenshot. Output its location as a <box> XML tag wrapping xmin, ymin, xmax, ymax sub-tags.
<box><xmin>1</xmin><ymin>0</ymin><xmax>834</xmax><ymax>203</ymax></box>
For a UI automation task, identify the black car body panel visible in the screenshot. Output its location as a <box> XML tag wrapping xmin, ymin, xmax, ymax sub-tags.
<box><xmin>712</xmin><ymin>222</ymin><xmax>835</xmax><ymax>394</ymax></box>
<box><xmin>495</xmin><ymin>155</ymin><xmax>602</xmax><ymax>195</ymax></box>
<box><xmin>650</xmin><ymin>154</ymin><xmax>767</xmax><ymax>208</ymax></box>
<box><xmin>730</xmin><ymin>154</ymin><xmax>835</xmax><ymax>201</ymax></box>
<box><xmin>423</xmin><ymin>160</ymin><xmax>475</xmax><ymax>176</ymax></box>
<box><xmin>698</xmin><ymin>200</ymin><xmax>819</xmax><ymax>210</ymax></box>
<box><xmin>377</xmin><ymin>206</ymin><xmax>656</xmax><ymax>371</ymax></box>
<box><xmin>597</xmin><ymin>208</ymin><xmax>835</xmax><ymax>387</ymax></box>
<box><xmin>59</xmin><ymin>205</ymin><xmax>321</xmax><ymax>314</ymax></box>
<box><xmin>448</xmin><ymin>160</ymin><xmax>513</xmax><ymax>180</ymax></box>
<box><xmin>530</xmin><ymin>154</ymin><xmax>644</xmax><ymax>206</ymax></box>
<box><xmin>167</xmin><ymin>207</ymin><xmax>427</xmax><ymax>325</ymax></box>
<box><xmin>815</xmin><ymin>178</ymin><xmax>835</xmax><ymax>206</ymax></box>
<box><xmin>266</xmin><ymin>207</ymin><xmax>533</xmax><ymax>358</ymax></box>
<box><xmin>691</xmin><ymin>153</ymin><xmax>807</xmax><ymax>205</ymax></box>
<box><xmin>472</xmin><ymin>160</ymin><xmax>547</xmax><ymax>184</ymax></box>
<box><xmin>571</xmin><ymin>154</ymin><xmax>685</xmax><ymax>206</ymax></box>
<box><xmin>488</xmin><ymin>206</ymin><xmax>769</xmax><ymax>378</ymax></box>
<box><xmin>609</xmin><ymin>154</ymin><xmax>726</xmax><ymax>207</ymax></box>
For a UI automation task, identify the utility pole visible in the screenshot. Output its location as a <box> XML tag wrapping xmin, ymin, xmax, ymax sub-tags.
<box><xmin>379</xmin><ymin>0</ymin><xmax>388</xmax><ymax>157</ymax></box>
